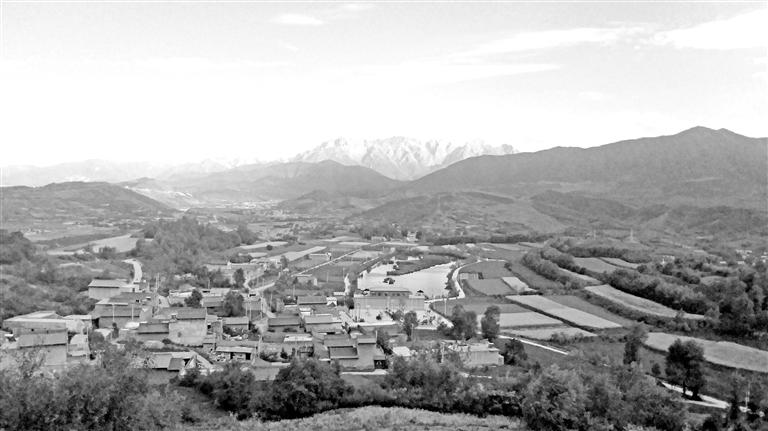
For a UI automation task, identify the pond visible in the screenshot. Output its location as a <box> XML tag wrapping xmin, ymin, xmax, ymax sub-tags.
<box><xmin>357</xmin><ymin>261</ymin><xmax>455</xmax><ymax>299</ymax></box>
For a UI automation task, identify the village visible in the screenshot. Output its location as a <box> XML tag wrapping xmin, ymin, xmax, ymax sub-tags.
<box><xmin>0</xmin><ymin>236</ymin><xmax>506</xmax><ymax>383</ymax></box>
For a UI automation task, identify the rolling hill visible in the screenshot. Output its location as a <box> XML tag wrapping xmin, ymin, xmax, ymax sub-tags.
<box><xmin>407</xmin><ymin>127</ymin><xmax>767</xmax><ymax>209</ymax></box>
<box><xmin>160</xmin><ymin>160</ymin><xmax>402</xmax><ymax>204</ymax></box>
<box><xmin>347</xmin><ymin>191</ymin><xmax>567</xmax><ymax>235</ymax></box>
<box><xmin>0</xmin><ymin>182</ymin><xmax>172</xmax><ymax>228</ymax></box>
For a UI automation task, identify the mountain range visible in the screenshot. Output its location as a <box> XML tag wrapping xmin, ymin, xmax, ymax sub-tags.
<box><xmin>292</xmin><ymin>137</ymin><xmax>516</xmax><ymax>180</ymax></box>
<box><xmin>2</xmin><ymin>127</ymin><xmax>766</xmax><ymax>239</ymax></box>
<box><xmin>0</xmin><ymin>138</ymin><xmax>514</xmax><ymax>186</ymax></box>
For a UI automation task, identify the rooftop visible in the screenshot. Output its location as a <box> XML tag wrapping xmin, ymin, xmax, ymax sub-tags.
<box><xmin>297</xmin><ymin>296</ymin><xmax>327</xmax><ymax>305</ymax></box>
<box><xmin>222</xmin><ymin>316</ymin><xmax>249</xmax><ymax>325</ymax></box>
<box><xmin>88</xmin><ymin>279</ymin><xmax>130</xmax><ymax>288</ymax></box>
<box><xmin>268</xmin><ymin>316</ymin><xmax>301</xmax><ymax>326</ymax></box>
<box><xmin>366</xmin><ymin>285</ymin><xmax>412</xmax><ymax>293</ymax></box>
<box><xmin>303</xmin><ymin>315</ymin><xmax>338</xmax><ymax>325</ymax></box>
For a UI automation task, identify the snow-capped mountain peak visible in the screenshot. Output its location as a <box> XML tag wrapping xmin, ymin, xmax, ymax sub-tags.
<box><xmin>292</xmin><ymin>137</ymin><xmax>516</xmax><ymax>180</ymax></box>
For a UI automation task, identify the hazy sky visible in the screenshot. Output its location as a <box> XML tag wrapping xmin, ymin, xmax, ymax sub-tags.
<box><xmin>0</xmin><ymin>1</ymin><xmax>766</xmax><ymax>166</ymax></box>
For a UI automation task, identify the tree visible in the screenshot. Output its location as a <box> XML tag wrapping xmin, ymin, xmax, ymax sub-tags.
<box><xmin>376</xmin><ymin>330</ymin><xmax>393</xmax><ymax>355</ymax></box>
<box><xmin>234</xmin><ymin>268</ymin><xmax>245</xmax><ymax>289</ymax></box>
<box><xmin>480</xmin><ymin>305</ymin><xmax>501</xmax><ymax>341</ymax></box>
<box><xmin>222</xmin><ymin>291</ymin><xmax>245</xmax><ymax>317</ymax></box>
<box><xmin>522</xmin><ymin>365</ymin><xmax>588</xmax><ymax>431</ymax></box>
<box><xmin>280</xmin><ymin>255</ymin><xmax>289</xmax><ymax>270</ymax></box>
<box><xmin>253</xmin><ymin>358</ymin><xmax>351</xmax><ymax>419</ymax></box>
<box><xmin>665</xmin><ymin>339</ymin><xmax>706</xmax><ymax>399</ymax></box>
<box><xmin>97</xmin><ymin>246</ymin><xmax>117</xmax><ymax>260</ymax></box>
<box><xmin>402</xmin><ymin>311</ymin><xmax>418</xmax><ymax>341</ymax></box>
<box><xmin>622</xmin><ymin>324</ymin><xmax>648</xmax><ymax>365</ymax></box>
<box><xmin>502</xmin><ymin>338</ymin><xmax>528</xmax><ymax>366</ymax></box>
<box><xmin>185</xmin><ymin>289</ymin><xmax>203</xmax><ymax>308</ymax></box>
<box><xmin>448</xmin><ymin>305</ymin><xmax>477</xmax><ymax>340</ymax></box>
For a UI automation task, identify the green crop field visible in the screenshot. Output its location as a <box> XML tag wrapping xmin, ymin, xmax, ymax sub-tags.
<box><xmin>573</xmin><ymin>257</ymin><xmax>622</xmax><ymax>274</ymax></box>
<box><xmin>508</xmin><ymin>326</ymin><xmax>595</xmax><ymax>341</ymax></box>
<box><xmin>460</xmin><ymin>260</ymin><xmax>514</xmax><ymax>279</ymax></box>
<box><xmin>599</xmin><ymin>257</ymin><xmax>639</xmax><ymax>269</ymax></box>
<box><xmin>645</xmin><ymin>332</ymin><xmax>768</xmax><ymax>373</ymax></box>
<box><xmin>509</xmin><ymin>295</ymin><xmax>622</xmax><ymax>329</ymax></box>
<box><xmin>490</xmin><ymin>312</ymin><xmax>563</xmax><ymax>328</ymax></box>
<box><xmin>556</xmin><ymin>267</ymin><xmax>601</xmax><ymax>285</ymax></box>
<box><xmin>465</xmin><ymin>278</ymin><xmax>513</xmax><ymax>296</ymax></box>
<box><xmin>547</xmin><ymin>295</ymin><xmax>635</xmax><ymax>327</ymax></box>
<box><xmin>585</xmin><ymin>285</ymin><xmax>705</xmax><ymax>320</ymax></box>
<box><xmin>430</xmin><ymin>297</ymin><xmax>527</xmax><ymax>316</ymax></box>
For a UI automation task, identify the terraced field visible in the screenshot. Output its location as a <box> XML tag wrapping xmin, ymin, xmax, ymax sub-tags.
<box><xmin>508</xmin><ymin>326</ymin><xmax>595</xmax><ymax>341</ymax></box>
<box><xmin>547</xmin><ymin>295</ymin><xmax>635</xmax><ymax>327</ymax></box>
<box><xmin>645</xmin><ymin>332</ymin><xmax>768</xmax><ymax>373</ymax></box>
<box><xmin>599</xmin><ymin>257</ymin><xmax>639</xmax><ymax>269</ymax></box>
<box><xmin>573</xmin><ymin>257</ymin><xmax>622</xmax><ymax>274</ymax></box>
<box><xmin>585</xmin><ymin>284</ymin><xmax>705</xmax><ymax>320</ymax></box>
<box><xmin>493</xmin><ymin>312</ymin><xmax>563</xmax><ymax>328</ymax></box>
<box><xmin>556</xmin><ymin>267</ymin><xmax>601</xmax><ymax>285</ymax></box>
<box><xmin>430</xmin><ymin>298</ymin><xmax>528</xmax><ymax>316</ymax></box>
<box><xmin>502</xmin><ymin>277</ymin><xmax>536</xmax><ymax>294</ymax></box>
<box><xmin>509</xmin><ymin>295</ymin><xmax>622</xmax><ymax>329</ymax></box>
<box><xmin>460</xmin><ymin>261</ymin><xmax>514</xmax><ymax>279</ymax></box>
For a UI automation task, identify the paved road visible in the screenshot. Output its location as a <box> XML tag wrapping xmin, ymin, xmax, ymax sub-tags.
<box><xmin>123</xmin><ymin>258</ymin><xmax>142</xmax><ymax>284</ymax></box>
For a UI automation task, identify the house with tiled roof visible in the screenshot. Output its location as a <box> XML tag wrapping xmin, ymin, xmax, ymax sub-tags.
<box><xmin>92</xmin><ymin>294</ymin><xmax>155</xmax><ymax>330</ymax></box>
<box><xmin>317</xmin><ymin>333</ymin><xmax>383</xmax><ymax>371</ymax></box>
<box><xmin>222</xmin><ymin>316</ymin><xmax>249</xmax><ymax>333</ymax></box>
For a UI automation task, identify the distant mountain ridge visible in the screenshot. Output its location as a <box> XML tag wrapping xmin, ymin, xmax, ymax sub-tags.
<box><xmin>0</xmin><ymin>158</ymin><xmax>263</xmax><ymax>187</ymax></box>
<box><xmin>406</xmin><ymin>127</ymin><xmax>767</xmax><ymax>209</ymax></box>
<box><xmin>292</xmin><ymin>137</ymin><xmax>516</xmax><ymax>180</ymax></box>
<box><xmin>153</xmin><ymin>160</ymin><xmax>402</xmax><ymax>205</ymax></box>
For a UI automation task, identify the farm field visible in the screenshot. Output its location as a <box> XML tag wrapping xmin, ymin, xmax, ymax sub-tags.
<box><xmin>573</xmin><ymin>257</ymin><xmax>621</xmax><ymax>274</ymax></box>
<box><xmin>465</xmin><ymin>279</ymin><xmax>513</xmax><ymax>296</ymax></box>
<box><xmin>599</xmin><ymin>257</ymin><xmax>639</xmax><ymax>269</ymax></box>
<box><xmin>547</xmin><ymin>295</ymin><xmax>636</xmax><ymax>327</ymax></box>
<box><xmin>459</xmin><ymin>260</ymin><xmax>514</xmax><ymax>279</ymax></box>
<box><xmin>488</xmin><ymin>243</ymin><xmax>530</xmax><ymax>252</ymax></box>
<box><xmin>644</xmin><ymin>332</ymin><xmax>768</xmax><ymax>373</ymax></box>
<box><xmin>585</xmin><ymin>285</ymin><xmax>705</xmax><ymax>320</ymax></box>
<box><xmin>556</xmin><ymin>267</ymin><xmax>600</xmax><ymax>285</ymax></box>
<box><xmin>509</xmin><ymin>295</ymin><xmax>622</xmax><ymax>329</ymax></box>
<box><xmin>493</xmin><ymin>312</ymin><xmax>563</xmax><ymax>328</ymax></box>
<box><xmin>508</xmin><ymin>326</ymin><xmax>595</xmax><ymax>341</ymax></box>
<box><xmin>431</xmin><ymin>298</ymin><xmax>527</xmax><ymax>315</ymax></box>
<box><xmin>501</xmin><ymin>277</ymin><xmax>536</xmax><ymax>294</ymax></box>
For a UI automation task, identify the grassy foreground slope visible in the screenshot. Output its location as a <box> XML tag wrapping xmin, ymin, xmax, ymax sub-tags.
<box><xmin>182</xmin><ymin>406</ymin><xmax>525</xmax><ymax>431</ymax></box>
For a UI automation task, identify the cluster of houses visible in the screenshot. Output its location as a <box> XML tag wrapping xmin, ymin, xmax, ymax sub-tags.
<box><xmin>1</xmin><ymin>250</ymin><xmax>506</xmax><ymax>381</ymax></box>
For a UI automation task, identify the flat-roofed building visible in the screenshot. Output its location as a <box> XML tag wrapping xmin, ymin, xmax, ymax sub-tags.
<box><xmin>87</xmin><ymin>279</ymin><xmax>136</xmax><ymax>300</ymax></box>
<box><xmin>354</xmin><ymin>285</ymin><xmax>425</xmax><ymax>312</ymax></box>
<box><xmin>0</xmin><ymin>312</ymin><xmax>69</xmax><ymax>369</ymax></box>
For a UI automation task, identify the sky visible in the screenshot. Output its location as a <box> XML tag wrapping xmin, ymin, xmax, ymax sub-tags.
<box><xmin>0</xmin><ymin>1</ymin><xmax>766</xmax><ymax>166</ymax></box>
